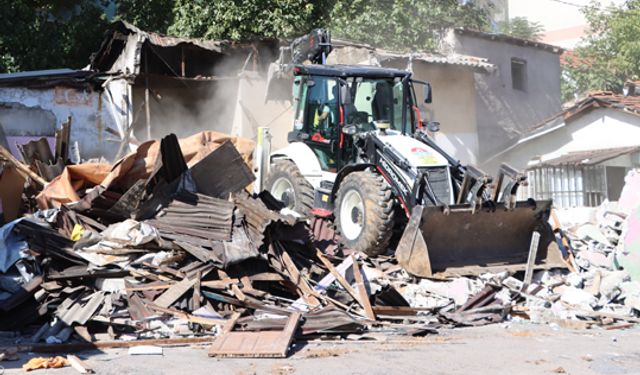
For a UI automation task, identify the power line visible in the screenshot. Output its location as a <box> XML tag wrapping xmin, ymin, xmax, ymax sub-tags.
<box><xmin>547</xmin><ymin>0</ymin><xmax>586</xmax><ymax>8</ymax></box>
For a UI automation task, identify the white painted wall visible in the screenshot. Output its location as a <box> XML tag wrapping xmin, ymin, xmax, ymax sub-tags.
<box><xmin>450</xmin><ymin>32</ymin><xmax>562</xmax><ymax>164</ymax></box>
<box><xmin>500</xmin><ymin>108</ymin><xmax>640</xmax><ymax>170</ymax></box>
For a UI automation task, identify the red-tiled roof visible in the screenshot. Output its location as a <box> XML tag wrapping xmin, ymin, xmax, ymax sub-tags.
<box><xmin>526</xmin><ymin>91</ymin><xmax>640</xmax><ymax>137</ymax></box>
<box><xmin>559</xmin><ymin>50</ymin><xmax>593</xmax><ymax>68</ymax></box>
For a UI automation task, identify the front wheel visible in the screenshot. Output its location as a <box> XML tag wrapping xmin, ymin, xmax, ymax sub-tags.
<box><xmin>265</xmin><ymin>160</ymin><xmax>314</xmax><ymax>216</ymax></box>
<box><xmin>335</xmin><ymin>169</ymin><xmax>395</xmax><ymax>256</ymax></box>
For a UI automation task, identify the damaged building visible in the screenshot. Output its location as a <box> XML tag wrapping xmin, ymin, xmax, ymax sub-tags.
<box><xmin>0</xmin><ymin>21</ymin><xmax>281</xmax><ymax>164</ymax></box>
<box><xmin>0</xmin><ymin>22</ymin><xmax>564</xmax><ymax>173</ymax></box>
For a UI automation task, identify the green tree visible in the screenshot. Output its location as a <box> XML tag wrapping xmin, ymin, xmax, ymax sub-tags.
<box><xmin>329</xmin><ymin>0</ymin><xmax>492</xmax><ymax>52</ymax></box>
<box><xmin>496</xmin><ymin>16</ymin><xmax>544</xmax><ymax>41</ymax></box>
<box><xmin>167</xmin><ymin>0</ymin><xmax>333</xmax><ymax>40</ymax></box>
<box><xmin>563</xmin><ymin>1</ymin><xmax>640</xmax><ymax>100</ymax></box>
<box><xmin>114</xmin><ymin>0</ymin><xmax>175</xmax><ymax>34</ymax></box>
<box><xmin>0</xmin><ymin>1</ymin><xmax>109</xmax><ymax>73</ymax></box>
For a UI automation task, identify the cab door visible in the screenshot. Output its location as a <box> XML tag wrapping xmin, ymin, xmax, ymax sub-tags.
<box><xmin>300</xmin><ymin>75</ymin><xmax>342</xmax><ymax>172</ymax></box>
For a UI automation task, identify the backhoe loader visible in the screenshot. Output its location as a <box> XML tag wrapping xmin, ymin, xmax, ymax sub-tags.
<box><xmin>262</xmin><ymin>29</ymin><xmax>564</xmax><ymax>277</ymax></box>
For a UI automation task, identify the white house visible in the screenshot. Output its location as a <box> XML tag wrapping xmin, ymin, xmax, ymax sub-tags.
<box><xmin>491</xmin><ymin>91</ymin><xmax>640</xmax><ymax>207</ymax></box>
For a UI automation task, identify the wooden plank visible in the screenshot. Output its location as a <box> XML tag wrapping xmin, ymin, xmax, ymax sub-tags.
<box><xmin>125</xmin><ymin>283</ymin><xmax>174</xmax><ymax>292</ymax></box>
<box><xmin>280</xmin><ymin>250</ymin><xmax>321</xmax><ymax>308</ymax></box>
<box><xmin>66</xmin><ymin>354</ymin><xmax>93</xmax><ymax>374</ymax></box>
<box><xmin>146</xmin><ymin>303</ymin><xmax>227</xmax><ymax>326</ymax></box>
<box><xmin>193</xmin><ymin>271</ymin><xmax>202</xmax><ymax>311</ymax></box>
<box><xmin>522</xmin><ymin>231</ymin><xmax>541</xmax><ymax>290</ymax></box>
<box><xmin>14</xmin><ymin>336</ymin><xmax>218</xmax><ymax>353</ymax></box>
<box><xmin>0</xmin><ymin>145</ymin><xmax>48</xmax><ymax>185</ymax></box>
<box><xmin>315</xmin><ymin>250</ymin><xmax>361</xmax><ymax>306</ymax></box>
<box><xmin>550</xmin><ymin>208</ymin><xmax>577</xmax><ymax>272</ymax></box>
<box><xmin>351</xmin><ymin>255</ymin><xmax>376</xmax><ymax>321</ymax></box>
<box><xmin>230</xmin><ymin>284</ymin><xmax>246</xmax><ymax>302</ymax></box>
<box><xmin>372</xmin><ymin>306</ymin><xmax>431</xmax><ymax>316</ymax></box>
<box><xmin>208</xmin><ymin>312</ymin><xmax>300</xmax><ymax>358</ymax></box>
<box><xmin>153</xmin><ymin>277</ymin><xmax>196</xmax><ymax>308</ymax></box>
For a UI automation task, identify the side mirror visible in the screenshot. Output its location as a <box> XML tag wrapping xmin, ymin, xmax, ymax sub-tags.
<box><xmin>340</xmin><ymin>84</ymin><xmax>352</xmax><ymax>105</ymax></box>
<box><xmin>422</xmin><ymin>120</ymin><xmax>440</xmax><ymax>132</ymax></box>
<box><xmin>423</xmin><ymin>83</ymin><xmax>432</xmax><ymax>104</ymax></box>
<box><xmin>307</xmin><ymin>80</ymin><xmax>316</xmax><ymax>87</ymax></box>
<box><xmin>342</xmin><ymin>125</ymin><xmax>357</xmax><ymax>135</ymax></box>
<box><xmin>287</xmin><ymin>131</ymin><xmax>309</xmax><ymax>143</ymax></box>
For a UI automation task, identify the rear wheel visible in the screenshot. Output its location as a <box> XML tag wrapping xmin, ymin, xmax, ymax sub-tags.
<box><xmin>335</xmin><ymin>169</ymin><xmax>395</xmax><ymax>256</ymax></box>
<box><xmin>265</xmin><ymin>160</ymin><xmax>314</xmax><ymax>216</ymax></box>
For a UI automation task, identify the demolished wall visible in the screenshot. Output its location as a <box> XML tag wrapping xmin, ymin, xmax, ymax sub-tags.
<box><xmin>0</xmin><ymin>85</ymin><xmax>123</xmax><ymax>161</ymax></box>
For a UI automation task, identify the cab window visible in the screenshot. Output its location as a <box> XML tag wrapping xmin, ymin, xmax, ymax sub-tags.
<box><xmin>304</xmin><ymin>76</ymin><xmax>339</xmax><ymax>141</ymax></box>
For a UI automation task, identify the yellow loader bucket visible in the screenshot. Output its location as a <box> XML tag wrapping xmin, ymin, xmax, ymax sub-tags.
<box><xmin>395</xmin><ymin>200</ymin><xmax>565</xmax><ymax>278</ymax></box>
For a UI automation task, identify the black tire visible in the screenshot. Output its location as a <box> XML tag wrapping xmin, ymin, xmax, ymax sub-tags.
<box><xmin>335</xmin><ymin>169</ymin><xmax>395</xmax><ymax>256</ymax></box>
<box><xmin>265</xmin><ymin>160</ymin><xmax>314</xmax><ymax>216</ymax></box>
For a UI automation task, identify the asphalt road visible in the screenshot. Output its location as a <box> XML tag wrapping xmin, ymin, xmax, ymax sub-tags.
<box><xmin>3</xmin><ymin>322</ymin><xmax>640</xmax><ymax>375</ymax></box>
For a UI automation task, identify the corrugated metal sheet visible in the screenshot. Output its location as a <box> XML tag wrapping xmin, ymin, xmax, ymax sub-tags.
<box><xmin>376</xmin><ymin>50</ymin><xmax>496</xmax><ymax>73</ymax></box>
<box><xmin>116</xmin><ymin>21</ymin><xmax>224</xmax><ymax>52</ymax></box>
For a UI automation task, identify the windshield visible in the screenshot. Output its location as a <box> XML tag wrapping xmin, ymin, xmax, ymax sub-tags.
<box><xmin>347</xmin><ymin>78</ymin><xmax>413</xmax><ymax>134</ymax></box>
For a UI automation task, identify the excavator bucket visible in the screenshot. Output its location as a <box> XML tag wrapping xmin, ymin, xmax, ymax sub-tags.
<box><xmin>396</xmin><ymin>200</ymin><xmax>566</xmax><ymax>278</ymax></box>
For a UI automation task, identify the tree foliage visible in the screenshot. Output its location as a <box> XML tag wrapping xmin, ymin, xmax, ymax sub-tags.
<box><xmin>167</xmin><ymin>0</ymin><xmax>333</xmax><ymax>40</ymax></box>
<box><xmin>115</xmin><ymin>0</ymin><xmax>175</xmax><ymax>34</ymax></box>
<box><xmin>0</xmin><ymin>1</ymin><xmax>109</xmax><ymax>73</ymax></box>
<box><xmin>329</xmin><ymin>0</ymin><xmax>493</xmax><ymax>51</ymax></box>
<box><xmin>1</xmin><ymin>0</ymin><xmax>496</xmax><ymax>72</ymax></box>
<box><xmin>496</xmin><ymin>16</ymin><xmax>544</xmax><ymax>41</ymax></box>
<box><xmin>563</xmin><ymin>1</ymin><xmax>640</xmax><ymax>100</ymax></box>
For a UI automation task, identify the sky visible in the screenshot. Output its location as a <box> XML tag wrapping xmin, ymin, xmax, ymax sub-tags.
<box><xmin>507</xmin><ymin>0</ymin><xmax>628</xmax><ymax>48</ymax></box>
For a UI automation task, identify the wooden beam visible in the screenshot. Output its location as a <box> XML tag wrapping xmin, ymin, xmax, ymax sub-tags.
<box><xmin>146</xmin><ymin>303</ymin><xmax>227</xmax><ymax>326</ymax></box>
<box><xmin>351</xmin><ymin>255</ymin><xmax>376</xmax><ymax>320</ymax></box>
<box><xmin>193</xmin><ymin>270</ymin><xmax>202</xmax><ymax>311</ymax></box>
<box><xmin>66</xmin><ymin>355</ymin><xmax>93</xmax><ymax>374</ymax></box>
<box><xmin>11</xmin><ymin>336</ymin><xmax>218</xmax><ymax>353</ymax></box>
<box><xmin>315</xmin><ymin>250</ymin><xmax>361</xmax><ymax>306</ymax></box>
<box><xmin>153</xmin><ymin>277</ymin><xmax>196</xmax><ymax>308</ymax></box>
<box><xmin>280</xmin><ymin>250</ymin><xmax>321</xmax><ymax>308</ymax></box>
<box><xmin>522</xmin><ymin>231</ymin><xmax>541</xmax><ymax>290</ymax></box>
<box><xmin>0</xmin><ymin>146</ymin><xmax>48</xmax><ymax>186</ymax></box>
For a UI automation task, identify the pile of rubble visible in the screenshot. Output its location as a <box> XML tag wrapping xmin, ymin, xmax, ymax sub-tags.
<box><xmin>0</xmin><ymin>130</ymin><xmax>639</xmax><ymax>365</ymax></box>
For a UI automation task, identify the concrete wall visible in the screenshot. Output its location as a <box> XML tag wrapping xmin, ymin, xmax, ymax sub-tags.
<box><xmin>0</xmin><ymin>85</ymin><xmax>121</xmax><ymax>161</ymax></box>
<box><xmin>410</xmin><ymin>62</ymin><xmax>479</xmax><ymax>165</ymax></box>
<box><xmin>450</xmin><ymin>33</ymin><xmax>562</xmax><ymax>162</ymax></box>
<box><xmin>356</xmin><ymin>57</ymin><xmax>480</xmax><ymax>165</ymax></box>
<box><xmin>500</xmin><ymin>108</ymin><xmax>640</xmax><ymax>170</ymax></box>
<box><xmin>231</xmin><ymin>72</ymin><xmax>293</xmax><ymax>151</ymax></box>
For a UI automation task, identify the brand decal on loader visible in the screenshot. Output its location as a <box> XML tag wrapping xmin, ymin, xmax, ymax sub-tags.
<box><xmin>411</xmin><ymin>147</ymin><xmax>440</xmax><ymax>165</ymax></box>
<box><xmin>379</xmin><ymin>157</ymin><xmax>409</xmax><ymax>196</ymax></box>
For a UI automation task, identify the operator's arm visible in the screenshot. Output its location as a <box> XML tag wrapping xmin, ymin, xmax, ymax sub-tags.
<box><xmin>318</xmin><ymin>105</ymin><xmax>331</xmax><ymax>121</ymax></box>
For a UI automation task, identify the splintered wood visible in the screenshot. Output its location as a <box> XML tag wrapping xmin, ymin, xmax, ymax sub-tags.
<box><xmin>352</xmin><ymin>255</ymin><xmax>376</xmax><ymax>320</ymax></box>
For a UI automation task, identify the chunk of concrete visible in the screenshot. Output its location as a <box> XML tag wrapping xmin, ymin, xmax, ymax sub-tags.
<box><xmin>560</xmin><ymin>286</ymin><xmax>597</xmax><ymax>309</ymax></box>
<box><xmin>576</xmin><ymin>224</ymin><xmax>611</xmax><ymax>246</ymax></box>
<box><xmin>599</xmin><ymin>270</ymin><xmax>630</xmax><ymax>302</ymax></box>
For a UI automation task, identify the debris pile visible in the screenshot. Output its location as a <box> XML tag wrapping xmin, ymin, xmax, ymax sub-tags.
<box><xmin>0</xmin><ymin>130</ymin><xmax>639</xmax><ymax>362</ymax></box>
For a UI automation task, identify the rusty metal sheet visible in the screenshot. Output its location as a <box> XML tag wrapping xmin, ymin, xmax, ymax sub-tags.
<box><xmin>190</xmin><ymin>141</ymin><xmax>255</xmax><ymax>198</ymax></box>
<box><xmin>208</xmin><ymin>313</ymin><xmax>300</xmax><ymax>358</ymax></box>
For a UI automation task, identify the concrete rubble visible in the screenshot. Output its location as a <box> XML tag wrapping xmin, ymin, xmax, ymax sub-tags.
<box><xmin>0</xmin><ymin>129</ymin><xmax>639</xmax><ymax>366</ymax></box>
